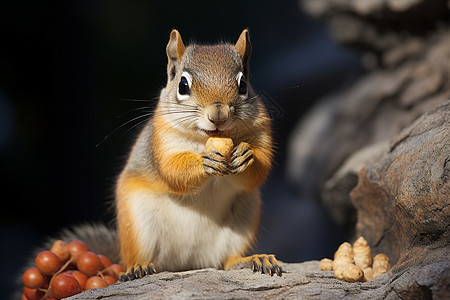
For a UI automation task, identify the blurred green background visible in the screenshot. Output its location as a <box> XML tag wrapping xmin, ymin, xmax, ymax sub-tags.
<box><xmin>0</xmin><ymin>0</ymin><xmax>363</xmax><ymax>297</ymax></box>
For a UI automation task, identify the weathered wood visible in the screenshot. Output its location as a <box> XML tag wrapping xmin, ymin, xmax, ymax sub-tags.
<box><xmin>351</xmin><ymin>101</ymin><xmax>449</xmax><ymax>267</ymax></box>
<box><xmin>67</xmin><ymin>259</ymin><xmax>449</xmax><ymax>299</ymax></box>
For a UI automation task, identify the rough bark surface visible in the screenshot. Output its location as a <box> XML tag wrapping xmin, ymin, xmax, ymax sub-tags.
<box><xmin>67</xmin><ymin>260</ymin><xmax>449</xmax><ymax>299</ymax></box>
<box><xmin>280</xmin><ymin>1</ymin><xmax>450</xmax><ymax>298</ymax></box>
<box><xmin>300</xmin><ymin>0</ymin><xmax>450</xmax><ymax>67</ymax></box>
<box><xmin>288</xmin><ymin>28</ymin><xmax>450</xmax><ymax>201</ymax></box>
<box><xmin>322</xmin><ymin>141</ymin><xmax>389</xmax><ymax>231</ymax></box>
<box><xmin>350</xmin><ymin>100</ymin><xmax>450</xmax><ymax>267</ymax></box>
<box><xmin>289</xmin><ymin>0</ymin><xmax>450</xmax><ymax>228</ymax></box>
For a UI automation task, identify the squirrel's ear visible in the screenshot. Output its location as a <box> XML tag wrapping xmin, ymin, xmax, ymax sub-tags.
<box><xmin>166</xmin><ymin>29</ymin><xmax>186</xmax><ymax>80</ymax></box>
<box><xmin>235</xmin><ymin>29</ymin><xmax>252</xmax><ymax>77</ymax></box>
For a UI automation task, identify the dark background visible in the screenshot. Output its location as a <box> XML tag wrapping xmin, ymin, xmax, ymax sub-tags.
<box><xmin>0</xmin><ymin>0</ymin><xmax>363</xmax><ymax>297</ymax></box>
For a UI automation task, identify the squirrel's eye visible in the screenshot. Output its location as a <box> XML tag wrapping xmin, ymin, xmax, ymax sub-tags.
<box><xmin>177</xmin><ymin>72</ymin><xmax>192</xmax><ymax>101</ymax></box>
<box><xmin>236</xmin><ymin>72</ymin><xmax>247</xmax><ymax>95</ymax></box>
<box><xmin>178</xmin><ymin>76</ymin><xmax>190</xmax><ymax>96</ymax></box>
<box><xmin>238</xmin><ymin>79</ymin><xmax>247</xmax><ymax>95</ymax></box>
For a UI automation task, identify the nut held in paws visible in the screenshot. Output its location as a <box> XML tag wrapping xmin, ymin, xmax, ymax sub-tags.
<box><xmin>206</xmin><ymin>137</ymin><xmax>234</xmax><ymax>159</ymax></box>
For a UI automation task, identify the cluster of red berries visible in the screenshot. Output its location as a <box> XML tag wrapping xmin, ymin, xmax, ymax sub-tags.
<box><xmin>21</xmin><ymin>240</ymin><xmax>124</xmax><ymax>299</ymax></box>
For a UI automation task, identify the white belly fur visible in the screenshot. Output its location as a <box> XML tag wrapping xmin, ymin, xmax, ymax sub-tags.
<box><xmin>129</xmin><ymin>176</ymin><xmax>259</xmax><ymax>271</ymax></box>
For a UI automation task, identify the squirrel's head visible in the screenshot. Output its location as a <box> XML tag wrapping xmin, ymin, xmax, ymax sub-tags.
<box><xmin>159</xmin><ymin>29</ymin><xmax>266</xmax><ymax>139</ymax></box>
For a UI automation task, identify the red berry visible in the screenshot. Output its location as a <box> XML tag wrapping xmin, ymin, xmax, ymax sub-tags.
<box><xmin>85</xmin><ymin>275</ymin><xmax>108</xmax><ymax>289</ymax></box>
<box><xmin>77</xmin><ymin>251</ymin><xmax>103</xmax><ymax>276</ymax></box>
<box><xmin>98</xmin><ymin>254</ymin><xmax>111</xmax><ymax>269</ymax></box>
<box><xmin>67</xmin><ymin>270</ymin><xmax>88</xmax><ymax>290</ymax></box>
<box><xmin>104</xmin><ymin>275</ymin><xmax>116</xmax><ymax>285</ymax></box>
<box><xmin>67</xmin><ymin>240</ymin><xmax>89</xmax><ymax>263</ymax></box>
<box><xmin>35</xmin><ymin>251</ymin><xmax>62</xmax><ymax>275</ymax></box>
<box><xmin>103</xmin><ymin>264</ymin><xmax>124</xmax><ymax>279</ymax></box>
<box><xmin>23</xmin><ymin>287</ymin><xmax>44</xmax><ymax>300</ymax></box>
<box><xmin>22</xmin><ymin>267</ymin><xmax>47</xmax><ymax>289</ymax></box>
<box><xmin>50</xmin><ymin>240</ymin><xmax>70</xmax><ymax>263</ymax></box>
<box><xmin>50</xmin><ymin>273</ymin><xmax>81</xmax><ymax>299</ymax></box>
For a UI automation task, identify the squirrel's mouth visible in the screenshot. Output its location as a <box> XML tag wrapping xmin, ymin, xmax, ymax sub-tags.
<box><xmin>201</xmin><ymin>129</ymin><xmax>222</xmax><ymax>136</ymax></box>
<box><xmin>198</xmin><ymin>126</ymin><xmax>229</xmax><ymax>137</ymax></box>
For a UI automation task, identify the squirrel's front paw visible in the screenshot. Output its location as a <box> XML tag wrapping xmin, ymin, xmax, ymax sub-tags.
<box><xmin>229</xmin><ymin>142</ymin><xmax>254</xmax><ymax>174</ymax></box>
<box><xmin>202</xmin><ymin>150</ymin><xmax>230</xmax><ymax>176</ymax></box>
<box><xmin>119</xmin><ymin>263</ymin><xmax>156</xmax><ymax>282</ymax></box>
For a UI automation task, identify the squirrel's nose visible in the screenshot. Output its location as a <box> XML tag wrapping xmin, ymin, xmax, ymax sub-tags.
<box><xmin>207</xmin><ymin>103</ymin><xmax>229</xmax><ymax>126</ymax></box>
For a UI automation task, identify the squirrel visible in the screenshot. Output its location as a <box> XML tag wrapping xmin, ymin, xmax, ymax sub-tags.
<box><xmin>19</xmin><ymin>29</ymin><xmax>281</xmax><ymax>290</ymax></box>
<box><xmin>116</xmin><ymin>28</ymin><xmax>281</xmax><ymax>280</ymax></box>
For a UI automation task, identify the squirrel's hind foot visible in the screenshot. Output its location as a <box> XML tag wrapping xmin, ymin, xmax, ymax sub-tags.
<box><xmin>119</xmin><ymin>263</ymin><xmax>157</xmax><ymax>282</ymax></box>
<box><xmin>225</xmin><ymin>254</ymin><xmax>282</xmax><ymax>276</ymax></box>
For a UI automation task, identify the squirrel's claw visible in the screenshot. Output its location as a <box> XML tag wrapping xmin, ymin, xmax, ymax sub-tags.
<box><xmin>225</xmin><ymin>254</ymin><xmax>282</xmax><ymax>277</ymax></box>
<box><xmin>119</xmin><ymin>263</ymin><xmax>157</xmax><ymax>282</ymax></box>
<box><xmin>229</xmin><ymin>142</ymin><xmax>254</xmax><ymax>174</ymax></box>
<box><xmin>202</xmin><ymin>150</ymin><xmax>229</xmax><ymax>176</ymax></box>
<box><xmin>203</xmin><ymin>143</ymin><xmax>254</xmax><ymax>176</ymax></box>
<box><xmin>249</xmin><ymin>254</ymin><xmax>282</xmax><ymax>276</ymax></box>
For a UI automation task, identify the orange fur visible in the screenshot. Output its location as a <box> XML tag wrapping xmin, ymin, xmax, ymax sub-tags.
<box><xmin>157</xmin><ymin>151</ymin><xmax>207</xmax><ymax>194</ymax></box>
<box><xmin>224</xmin><ymin>255</ymin><xmax>253</xmax><ymax>270</ymax></box>
<box><xmin>116</xmin><ymin>175</ymin><xmax>147</xmax><ymax>267</ymax></box>
<box><xmin>151</xmin><ymin>112</ymin><xmax>208</xmax><ymax>195</ymax></box>
<box><xmin>230</xmin><ymin>116</ymin><xmax>273</xmax><ymax>192</ymax></box>
<box><xmin>232</xmin><ymin>145</ymin><xmax>273</xmax><ymax>192</ymax></box>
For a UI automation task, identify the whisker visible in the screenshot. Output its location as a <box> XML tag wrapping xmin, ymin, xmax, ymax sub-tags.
<box><xmin>160</xmin><ymin>105</ymin><xmax>200</xmax><ymax>111</ymax></box>
<box><xmin>247</xmin><ymin>95</ymin><xmax>259</xmax><ymax>101</ymax></box>
<box><xmin>173</xmin><ymin>115</ymin><xmax>198</xmax><ymax>127</ymax></box>
<box><xmin>263</xmin><ymin>85</ymin><xmax>301</xmax><ymax>94</ymax></box>
<box><xmin>163</xmin><ymin>100</ymin><xmax>199</xmax><ymax>108</ymax></box>
<box><xmin>153</xmin><ymin>112</ymin><xmax>198</xmax><ymax>135</ymax></box>
<box><xmin>120</xmin><ymin>98</ymin><xmax>155</xmax><ymax>103</ymax></box>
<box><xmin>231</xmin><ymin>118</ymin><xmax>254</xmax><ymax>141</ymax></box>
<box><xmin>96</xmin><ymin>113</ymin><xmax>153</xmax><ymax>148</ymax></box>
<box><xmin>170</xmin><ymin>115</ymin><xmax>198</xmax><ymax>127</ymax></box>
<box><xmin>117</xmin><ymin>106</ymin><xmax>153</xmax><ymax>118</ymax></box>
<box><xmin>118</xmin><ymin>116</ymin><xmax>152</xmax><ymax>139</ymax></box>
<box><xmin>158</xmin><ymin>110</ymin><xmax>200</xmax><ymax>116</ymax></box>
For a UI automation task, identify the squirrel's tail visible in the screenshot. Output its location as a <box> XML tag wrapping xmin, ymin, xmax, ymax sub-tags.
<box><xmin>55</xmin><ymin>223</ymin><xmax>120</xmax><ymax>263</ymax></box>
<box><xmin>28</xmin><ymin>223</ymin><xmax>120</xmax><ymax>264</ymax></box>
